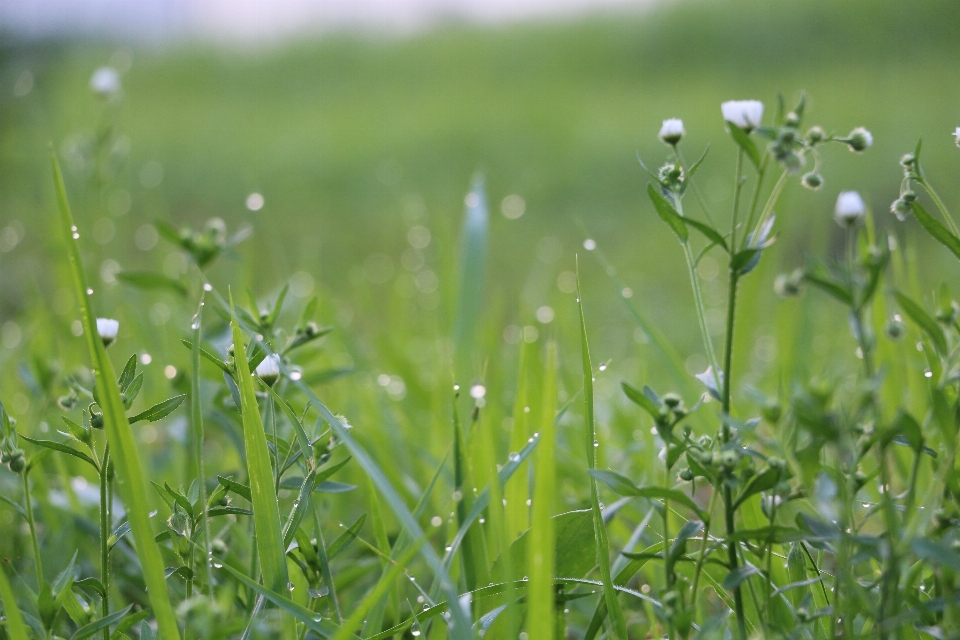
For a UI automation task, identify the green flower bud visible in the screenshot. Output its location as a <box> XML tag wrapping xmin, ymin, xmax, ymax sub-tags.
<box><xmin>806</xmin><ymin>126</ymin><xmax>825</xmax><ymax>144</ymax></box>
<box><xmin>902</xmin><ymin>189</ymin><xmax>917</xmax><ymax>203</ymax></box>
<box><xmin>890</xmin><ymin>198</ymin><xmax>911</xmax><ymax>221</ymax></box>
<box><xmin>784</xmin><ymin>111</ymin><xmax>800</xmax><ymax>128</ymax></box>
<box><xmin>90</xmin><ymin>408</ymin><xmax>104</xmax><ymax>430</ymax></box>
<box><xmin>679</xmin><ymin>468</ymin><xmax>694</xmax><ymax>482</ymax></box>
<box><xmin>800</xmin><ymin>172</ymin><xmax>823</xmax><ymax>190</ymax></box>
<box><xmin>762</xmin><ymin>400</ymin><xmax>782</xmax><ymax>423</ymax></box>
<box><xmin>846</xmin><ymin>127</ymin><xmax>873</xmax><ymax>152</ymax></box>
<box><xmin>7</xmin><ymin>450</ymin><xmax>25</xmax><ymax>474</ymax></box>
<box><xmin>662</xmin><ymin>392</ymin><xmax>682</xmax><ymax>408</ymax></box>
<box><xmin>899</xmin><ymin>153</ymin><xmax>916</xmax><ymax>168</ymax></box>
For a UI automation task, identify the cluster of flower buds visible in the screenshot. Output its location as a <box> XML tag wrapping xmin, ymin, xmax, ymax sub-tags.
<box><xmin>657</xmin><ymin>161</ymin><xmax>685</xmax><ymax>193</ymax></box>
<box><xmin>158</xmin><ymin>217</ymin><xmax>250</xmax><ymax>269</ymax></box>
<box><xmin>889</xmin><ymin>153</ymin><xmax>922</xmax><ymax>221</ymax></box>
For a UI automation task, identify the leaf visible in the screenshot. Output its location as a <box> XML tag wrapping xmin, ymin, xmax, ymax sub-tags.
<box><xmin>116</xmin><ymin>270</ymin><xmax>187</xmax><ymax>297</ymax></box>
<box><xmin>804</xmin><ymin>271</ymin><xmax>853</xmax><ymax>306</ymax></box>
<box><xmin>895</xmin><ymin>291</ymin><xmax>948</xmax><ymax>354</ymax></box>
<box><xmin>725</xmin><ymin>121</ymin><xmax>761</xmax><ymax>168</ymax></box>
<box><xmin>327</xmin><ymin>514</ymin><xmax>366</xmax><ymax>560</ymax></box>
<box><xmin>668</xmin><ymin>520</ymin><xmax>703</xmax><ymax>563</ymax></box>
<box><xmin>117</xmin><ymin>354</ymin><xmax>138</xmax><ymax>391</ymax></box>
<box><xmin>492</xmin><ymin>510</ymin><xmax>597</xmax><ymax>581</ymax></box>
<box><xmin>229</xmin><ymin>294</ymin><xmax>291</xmax><ymax>603</ymax></box>
<box><xmin>621</xmin><ymin>381</ymin><xmax>663</xmax><ymax>422</ymax></box>
<box><xmin>180</xmin><ymin>339</ymin><xmax>233</xmax><ymax>375</ymax></box>
<box><xmin>262</xmin><ymin>382</ymin><xmax>312</xmax><ymax>466</ymax></box>
<box><xmin>731</xmin><ymin>248</ymin><xmax>761</xmax><ymax>274</ymax></box>
<box><xmin>20</xmin><ymin>435</ymin><xmax>99</xmax><ymax>471</ymax></box>
<box><xmin>722</xmin><ymin>565</ymin><xmax>761</xmax><ymax>590</ymax></box>
<box><xmin>912</xmin><ymin>201</ymin><xmax>960</xmax><ymax>261</ymax></box>
<box><xmin>578</xmin><ymin>273</ymin><xmax>627</xmax><ymax>638</ymax></box>
<box><xmin>589</xmin><ymin>469</ymin><xmax>707</xmax><ymax>521</ymax></box>
<box><xmin>217</xmin><ymin>476</ymin><xmax>252</xmax><ymax>502</ymax></box>
<box><xmin>0</xmin><ymin>563</ymin><xmax>29</xmax><ymax>640</ymax></box>
<box><xmin>129</xmin><ymin>395</ymin><xmax>186</xmax><ymax>424</ymax></box>
<box><xmin>648</xmin><ymin>184</ymin><xmax>688</xmax><ymax>242</ymax></box>
<box><xmin>912</xmin><ymin>538</ymin><xmax>960</xmax><ymax>573</ymax></box>
<box><xmin>219</xmin><ymin>564</ymin><xmax>340</xmax><ymax>637</ymax></box>
<box><xmin>68</xmin><ymin>604</ymin><xmax>134</xmax><ymax>640</ymax></box>
<box><xmin>683</xmin><ymin>217</ymin><xmax>729</xmax><ymax>252</ymax></box>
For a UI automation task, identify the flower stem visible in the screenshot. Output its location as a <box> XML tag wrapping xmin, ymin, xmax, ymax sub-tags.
<box><xmin>918</xmin><ymin>178</ymin><xmax>960</xmax><ymax>237</ymax></box>
<box><xmin>22</xmin><ymin>470</ymin><xmax>44</xmax><ymax>586</ymax></box>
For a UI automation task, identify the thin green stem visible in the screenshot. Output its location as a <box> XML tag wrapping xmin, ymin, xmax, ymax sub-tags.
<box><xmin>741</xmin><ymin>153</ymin><xmax>770</xmax><ymax>244</ymax></box>
<box><xmin>674</xmin><ymin>146</ymin><xmax>717</xmax><ymax>229</ymax></box>
<box><xmin>918</xmin><ymin>178</ymin><xmax>960</xmax><ymax>237</ymax></box>
<box><xmin>750</xmin><ymin>169</ymin><xmax>789</xmax><ymax>246</ymax></box>
<box><xmin>730</xmin><ymin>149</ymin><xmax>745</xmax><ymax>251</ymax></box>
<box><xmin>100</xmin><ymin>447</ymin><xmax>111</xmax><ymax>640</ymax></box>
<box><xmin>22</xmin><ymin>470</ymin><xmax>44</xmax><ymax>586</ymax></box>
<box><xmin>681</xmin><ymin>241</ymin><xmax>721</xmax><ymax>378</ymax></box>
<box><xmin>690</xmin><ymin>489</ymin><xmax>719</xmax><ymax>610</ymax></box>
<box><xmin>190</xmin><ymin>295</ymin><xmax>214</xmax><ymax>597</ymax></box>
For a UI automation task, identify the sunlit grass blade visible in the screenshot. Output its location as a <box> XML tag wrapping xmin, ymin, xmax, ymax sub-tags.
<box><xmin>229</xmin><ymin>295</ymin><xmax>291</xmax><ymax>610</ymax></box>
<box><xmin>527</xmin><ymin>341</ymin><xmax>558</xmax><ymax>640</ymax></box>
<box><xmin>0</xmin><ymin>563</ymin><xmax>28</xmax><ymax>640</ymax></box>
<box><xmin>50</xmin><ymin>153</ymin><xmax>181</xmax><ymax>640</ymax></box>
<box><xmin>505</xmin><ymin>341</ymin><xmax>533</xmax><ymax>542</ymax></box>
<box><xmin>189</xmin><ymin>293</ymin><xmax>214</xmax><ymax>595</ymax></box>
<box><xmin>453</xmin><ymin>394</ymin><xmax>488</xmax><ymax>592</ymax></box>
<box><xmin>577</xmin><ymin>270</ymin><xmax>627</xmax><ymax>639</ymax></box>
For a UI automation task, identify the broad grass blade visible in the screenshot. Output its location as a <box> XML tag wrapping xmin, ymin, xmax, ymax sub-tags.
<box><xmin>527</xmin><ymin>341</ymin><xmax>558</xmax><ymax>640</ymax></box>
<box><xmin>229</xmin><ymin>294</ymin><xmax>295</xmax><ymax>635</ymax></box>
<box><xmin>577</xmin><ymin>271</ymin><xmax>627</xmax><ymax>638</ymax></box>
<box><xmin>50</xmin><ymin>153</ymin><xmax>181</xmax><ymax>640</ymax></box>
<box><xmin>0</xmin><ymin>563</ymin><xmax>28</xmax><ymax>640</ymax></box>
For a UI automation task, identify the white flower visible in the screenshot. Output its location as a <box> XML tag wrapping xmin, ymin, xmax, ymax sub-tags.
<box><xmin>955</xmin><ymin>127</ymin><xmax>960</xmax><ymax>148</ymax></box>
<box><xmin>255</xmin><ymin>353</ymin><xmax>281</xmax><ymax>386</ymax></box>
<box><xmin>695</xmin><ymin>366</ymin><xmax>723</xmax><ymax>401</ymax></box>
<box><xmin>658</xmin><ymin>118</ymin><xmax>685</xmax><ymax>145</ymax></box>
<box><xmin>90</xmin><ymin>67</ymin><xmax>121</xmax><ymax>97</ymax></box>
<box><xmin>96</xmin><ymin>318</ymin><xmax>119</xmax><ymax>346</ymax></box>
<box><xmin>721</xmin><ymin>100</ymin><xmax>764</xmax><ymax>131</ymax></box>
<box><xmin>835</xmin><ymin>191</ymin><xmax>866</xmax><ymax>226</ymax></box>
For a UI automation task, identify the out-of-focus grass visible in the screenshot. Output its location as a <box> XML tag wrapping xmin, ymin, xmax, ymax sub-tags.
<box><xmin>1</xmin><ymin>0</ymin><xmax>960</xmax><ymax>632</ymax></box>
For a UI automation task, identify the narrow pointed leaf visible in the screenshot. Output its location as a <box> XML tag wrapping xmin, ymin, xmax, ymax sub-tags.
<box><xmin>129</xmin><ymin>395</ymin><xmax>186</xmax><ymax>424</ymax></box>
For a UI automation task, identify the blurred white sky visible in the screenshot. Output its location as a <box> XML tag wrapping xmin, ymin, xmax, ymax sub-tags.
<box><xmin>1</xmin><ymin>0</ymin><xmax>658</xmax><ymax>41</ymax></box>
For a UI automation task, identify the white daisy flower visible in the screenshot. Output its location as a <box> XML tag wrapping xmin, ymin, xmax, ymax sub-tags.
<box><xmin>834</xmin><ymin>191</ymin><xmax>866</xmax><ymax>226</ymax></box>
<box><xmin>658</xmin><ymin>118</ymin><xmax>685</xmax><ymax>145</ymax></box>
<box><xmin>96</xmin><ymin>318</ymin><xmax>119</xmax><ymax>347</ymax></box>
<box><xmin>721</xmin><ymin>100</ymin><xmax>764</xmax><ymax>131</ymax></box>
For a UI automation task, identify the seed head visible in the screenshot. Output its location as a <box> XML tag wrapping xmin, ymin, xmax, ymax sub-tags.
<box><xmin>721</xmin><ymin>100</ymin><xmax>764</xmax><ymax>132</ymax></box>
<box><xmin>846</xmin><ymin>127</ymin><xmax>873</xmax><ymax>152</ymax></box>
<box><xmin>658</xmin><ymin>118</ymin><xmax>684</xmax><ymax>146</ymax></box>
<box><xmin>96</xmin><ymin>318</ymin><xmax>119</xmax><ymax>347</ymax></box>
<box><xmin>834</xmin><ymin>191</ymin><xmax>866</xmax><ymax>226</ymax></box>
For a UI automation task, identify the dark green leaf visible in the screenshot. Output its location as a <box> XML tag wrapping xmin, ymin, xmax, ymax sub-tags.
<box><xmin>895</xmin><ymin>291</ymin><xmax>948</xmax><ymax>354</ymax></box>
<box><xmin>804</xmin><ymin>271</ymin><xmax>853</xmax><ymax>306</ymax></box>
<box><xmin>912</xmin><ymin>202</ymin><xmax>960</xmax><ymax>262</ymax></box>
<box><xmin>912</xmin><ymin>538</ymin><xmax>960</xmax><ymax>573</ymax></box>
<box><xmin>68</xmin><ymin>605</ymin><xmax>134</xmax><ymax>640</ymax></box>
<box><xmin>722</xmin><ymin>565</ymin><xmax>761</xmax><ymax>590</ymax></box>
<box><xmin>180</xmin><ymin>339</ymin><xmax>233</xmax><ymax>375</ymax></box>
<box><xmin>118</xmin><ymin>355</ymin><xmax>138</xmax><ymax>391</ymax></box>
<box><xmin>129</xmin><ymin>395</ymin><xmax>186</xmax><ymax>424</ymax></box>
<box><xmin>725</xmin><ymin>121</ymin><xmax>760</xmax><ymax>168</ymax></box>
<box><xmin>731</xmin><ymin>248</ymin><xmax>761</xmax><ymax>274</ymax></box>
<box><xmin>20</xmin><ymin>435</ymin><xmax>98</xmax><ymax>471</ymax></box>
<box><xmin>621</xmin><ymin>381</ymin><xmax>663</xmax><ymax>421</ymax></box>
<box><xmin>116</xmin><ymin>271</ymin><xmax>187</xmax><ymax>297</ymax></box>
<box><xmin>648</xmin><ymin>184</ymin><xmax>688</xmax><ymax>242</ymax></box>
<box><xmin>328</xmin><ymin>514</ymin><xmax>366</xmax><ymax>559</ymax></box>
<box><xmin>588</xmin><ymin>469</ymin><xmax>707</xmax><ymax>520</ymax></box>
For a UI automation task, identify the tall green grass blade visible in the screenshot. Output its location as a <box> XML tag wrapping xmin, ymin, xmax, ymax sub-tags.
<box><xmin>189</xmin><ymin>294</ymin><xmax>214</xmax><ymax>595</ymax></box>
<box><xmin>527</xmin><ymin>341</ymin><xmax>558</xmax><ymax>640</ymax></box>
<box><xmin>453</xmin><ymin>394</ymin><xmax>487</xmax><ymax>591</ymax></box>
<box><xmin>229</xmin><ymin>297</ymin><xmax>290</xmax><ymax>595</ymax></box>
<box><xmin>0</xmin><ymin>563</ymin><xmax>28</xmax><ymax>640</ymax></box>
<box><xmin>360</xmin><ymin>475</ymin><xmax>392</xmax><ymax>637</ymax></box>
<box><xmin>577</xmin><ymin>273</ymin><xmax>627</xmax><ymax>639</ymax></box>
<box><xmin>50</xmin><ymin>153</ymin><xmax>181</xmax><ymax>640</ymax></box>
<box><xmin>505</xmin><ymin>341</ymin><xmax>533</xmax><ymax>542</ymax></box>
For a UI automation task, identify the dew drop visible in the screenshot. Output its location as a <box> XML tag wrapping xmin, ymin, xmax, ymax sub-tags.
<box><xmin>594</xmin><ymin>440</ymin><xmax>600</xmax><ymax>447</ymax></box>
<box><xmin>212</xmin><ymin>561</ymin><xmax>223</xmax><ymax>569</ymax></box>
<box><xmin>508</xmin><ymin>452</ymin><xmax>519</xmax><ymax>461</ymax></box>
<box><xmin>598</xmin><ymin>363</ymin><xmax>607</xmax><ymax>371</ymax></box>
<box><xmin>73</xmin><ymin>232</ymin><xmax>80</xmax><ymax>239</ymax></box>
<box><xmin>86</xmin><ymin>288</ymin><xmax>93</xmax><ymax>294</ymax></box>
<box><xmin>203</xmin><ymin>283</ymin><xmax>213</xmax><ymax>291</ymax></box>
<box><xmin>287</xmin><ymin>582</ymin><xmax>295</xmax><ymax>591</ymax></box>
<box><xmin>314</xmin><ymin>615</ymin><xmax>323</xmax><ymax>622</ymax></box>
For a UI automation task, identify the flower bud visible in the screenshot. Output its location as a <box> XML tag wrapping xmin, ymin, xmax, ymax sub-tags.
<box><xmin>801</xmin><ymin>172</ymin><xmax>823</xmax><ymax>190</ymax></box>
<box><xmin>762</xmin><ymin>401</ymin><xmax>782</xmax><ymax>423</ymax></box>
<box><xmin>697</xmin><ymin>434</ymin><xmax>713</xmax><ymax>449</ymax></box>
<box><xmin>834</xmin><ymin>191</ymin><xmax>866</xmax><ymax>226</ymax></box>
<box><xmin>658</xmin><ymin>118</ymin><xmax>684</xmax><ymax>146</ymax></box>
<box><xmin>721</xmin><ymin>100</ymin><xmax>764</xmax><ymax>132</ymax></box>
<box><xmin>774</xmin><ymin>269</ymin><xmax>803</xmax><ymax>297</ymax></box>
<box><xmin>6</xmin><ymin>449</ymin><xmax>25</xmax><ymax>474</ymax></box>
<box><xmin>255</xmin><ymin>354</ymin><xmax>282</xmax><ymax>387</ymax></box>
<box><xmin>96</xmin><ymin>318</ymin><xmax>119</xmax><ymax>347</ymax></box>
<box><xmin>784</xmin><ymin>111</ymin><xmax>800</xmax><ymax>127</ymax></box>
<box><xmin>90</xmin><ymin>407</ymin><xmax>105</xmax><ymax>430</ymax></box>
<box><xmin>662</xmin><ymin>393</ymin><xmax>682</xmax><ymax>408</ymax></box>
<box><xmin>846</xmin><ymin>127</ymin><xmax>873</xmax><ymax>152</ymax></box>
<box><xmin>890</xmin><ymin>198</ymin><xmax>911</xmax><ymax>221</ymax></box>
<box><xmin>899</xmin><ymin>153</ymin><xmax>916</xmax><ymax>168</ymax></box>
<box><xmin>679</xmin><ymin>468</ymin><xmax>694</xmax><ymax>481</ymax></box>
<box><xmin>806</xmin><ymin>126</ymin><xmax>825</xmax><ymax>144</ymax></box>
<box><xmin>902</xmin><ymin>190</ymin><xmax>916</xmax><ymax>203</ymax></box>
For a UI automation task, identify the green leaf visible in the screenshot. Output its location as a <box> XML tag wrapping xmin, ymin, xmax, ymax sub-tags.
<box><xmin>527</xmin><ymin>342</ymin><xmax>558</xmax><ymax>640</ymax></box>
<box><xmin>262</xmin><ymin>382</ymin><xmax>312</xmax><ymax>468</ymax></box>
<box><xmin>578</xmin><ymin>274</ymin><xmax>627</xmax><ymax>639</ymax></box>
<box><xmin>912</xmin><ymin>201</ymin><xmax>960</xmax><ymax>261</ymax></box>
<box><xmin>217</xmin><ymin>476</ymin><xmax>252</xmax><ymax>502</ymax></box>
<box><xmin>804</xmin><ymin>271</ymin><xmax>853</xmax><ymax>306</ymax></box>
<box><xmin>20</xmin><ymin>435</ymin><xmax>99</xmax><ymax>471</ymax></box>
<box><xmin>621</xmin><ymin>381</ymin><xmax>663</xmax><ymax>422</ymax></box>
<box><xmin>116</xmin><ymin>270</ymin><xmax>187</xmax><ymax>297</ymax></box>
<box><xmin>683</xmin><ymin>217</ymin><xmax>729</xmax><ymax>252</ymax></box>
<box><xmin>129</xmin><ymin>395</ymin><xmax>186</xmax><ymax>424</ymax></box>
<box><xmin>668</xmin><ymin>519</ymin><xmax>703</xmax><ymax>563</ymax></box>
<box><xmin>731</xmin><ymin>248</ymin><xmax>761</xmax><ymax>274</ymax></box>
<box><xmin>589</xmin><ymin>470</ymin><xmax>707</xmax><ymax>521</ymax></box>
<box><xmin>725</xmin><ymin>121</ymin><xmax>761</xmax><ymax>168</ymax></box>
<box><xmin>68</xmin><ymin>604</ymin><xmax>134</xmax><ymax>640</ymax></box>
<box><xmin>912</xmin><ymin>538</ymin><xmax>960</xmax><ymax>573</ymax></box>
<box><xmin>327</xmin><ymin>514</ymin><xmax>366</xmax><ymax>560</ymax></box>
<box><xmin>117</xmin><ymin>354</ymin><xmax>137</xmax><ymax>391</ymax></box>
<box><xmin>722</xmin><ymin>565</ymin><xmax>761</xmax><ymax>590</ymax></box>
<box><xmin>895</xmin><ymin>291</ymin><xmax>948</xmax><ymax>354</ymax></box>
<box><xmin>0</xmin><ymin>563</ymin><xmax>29</xmax><ymax>640</ymax></box>
<box><xmin>229</xmin><ymin>295</ymin><xmax>290</xmax><ymax>602</ymax></box>
<box><xmin>648</xmin><ymin>184</ymin><xmax>688</xmax><ymax>242</ymax></box>
<box><xmin>493</xmin><ymin>510</ymin><xmax>599</xmax><ymax>581</ymax></box>
<box><xmin>219</xmin><ymin>563</ymin><xmax>340</xmax><ymax>637</ymax></box>
<box><xmin>180</xmin><ymin>339</ymin><xmax>233</xmax><ymax>376</ymax></box>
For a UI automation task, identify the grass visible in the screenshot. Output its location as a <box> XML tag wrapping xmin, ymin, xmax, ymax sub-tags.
<box><xmin>2</xmin><ymin>0</ymin><xmax>960</xmax><ymax>637</ymax></box>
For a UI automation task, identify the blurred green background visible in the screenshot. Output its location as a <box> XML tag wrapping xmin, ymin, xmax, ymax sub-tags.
<box><xmin>2</xmin><ymin>0</ymin><xmax>960</xmax><ymax>607</ymax></box>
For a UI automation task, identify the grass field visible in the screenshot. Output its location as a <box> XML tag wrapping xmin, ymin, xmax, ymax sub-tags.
<box><xmin>2</xmin><ymin>0</ymin><xmax>960</xmax><ymax>636</ymax></box>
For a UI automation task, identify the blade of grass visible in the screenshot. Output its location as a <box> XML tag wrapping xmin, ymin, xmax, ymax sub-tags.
<box><xmin>577</xmin><ymin>269</ymin><xmax>627</xmax><ymax>639</ymax></box>
<box><xmin>51</xmin><ymin>152</ymin><xmax>181</xmax><ymax>640</ymax></box>
<box><xmin>527</xmin><ymin>341</ymin><xmax>558</xmax><ymax>640</ymax></box>
<box><xmin>505</xmin><ymin>340</ymin><xmax>533</xmax><ymax>542</ymax></box>
<box><xmin>453</xmin><ymin>391</ymin><xmax>487</xmax><ymax>592</ymax></box>
<box><xmin>0</xmin><ymin>563</ymin><xmax>28</xmax><ymax>640</ymax></box>
<box><xmin>229</xmin><ymin>292</ymin><xmax>295</xmax><ymax>636</ymax></box>
<box><xmin>190</xmin><ymin>293</ymin><xmax>214</xmax><ymax>596</ymax></box>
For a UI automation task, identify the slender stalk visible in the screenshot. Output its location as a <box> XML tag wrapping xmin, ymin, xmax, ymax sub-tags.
<box><xmin>312</xmin><ymin>505</ymin><xmax>342</xmax><ymax>623</ymax></box>
<box><xmin>674</xmin><ymin>146</ymin><xmax>717</xmax><ymax>228</ymax></box>
<box><xmin>22</xmin><ymin>471</ymin><xmax>44</xmax><ymax>586</ymax></box>
<box><xmin>190</xmin><ymin>296</ymin><xmax>214</xmax><ymax>597</ymax></box>
<box><xmin>741</xmin><ymin>153</ymin><xmax>770</xmax><ymax>244</ymax></box>
<box><xmin>676</xmin><ymin>191</ymin><xmax>720</xmax><ymax>377</ymax></box>
<box><xmin>690</xmin><ymin>487</ymin><xmax>719</xmax><ymax>609</ymax></box>
<box><xmin>730</xmin><ymin>149</ymin><xmax>745</xmax><ymax>250</ymax></box>
<box><xmin>100</xmin><ymin>447</ymin><xmax>111</xmax><ymax>640</ymax></box>
<box><xmin>918</xmin><ymin>178</ymin><xmax>960</xmax><ymax>236</ymax></box>
<box><xmin>750</xmin><ymin>169</ymin><xmax>789</xmax><ymax>244</ymax></box>
<box><xmin>663</xmin><ymin>461</ymin><xmax>673</xmax><ymax>640</ymax></box>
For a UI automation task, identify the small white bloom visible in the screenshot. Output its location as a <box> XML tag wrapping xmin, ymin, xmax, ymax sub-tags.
<box><xmin>96</xmin><ymin>318</ymin><xmax>119</xmax><ymax>346</ymax></box>
<box><xmin>695</xmin><ymin>366</ymin><xmax>723</xmax><ymax>401</ymax></box>
<box><xmin>721</xmin><ymin>100</ymin><xmax>764</xmax><ymax>131</ymax></box>
<box><xmin>256</xmin><ymin>353</ymin><xmax>281</xmax><ymax>386</ymax></box>
<box><xmin>835</xmin><ymin>191</ymin><xmax>866</xmax><ymax>226</ymax></box>
<box><xmin>90</xmin><ymin>67</ymin><xmax>121</xmax><ymax>97</ymax></box>
<box><xmin>658</xmin><ymin>118</ymin><xmax>684</xmax><ymax>145</ymax></box>
<box><xmin>955</xmin><ymin>127</ymin><xmax>960</xmax><ymax>148</ymax></box>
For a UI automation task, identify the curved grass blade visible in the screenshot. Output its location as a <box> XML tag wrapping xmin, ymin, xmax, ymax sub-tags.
<box><xmin>577</xmin><ymin>272</ymin><xmax>627</xmax><ymax>639</ymax></box>
<box><xmin>68</xmin><ymin>604</ymin><xmax>133</xmax><ymax>640</ymax></box>
<box><xmin>51</xmin><ymin>153</ymin><xmax>181</xmax><ymax>640</ymax></box>
<box><xmin>229</xmin><ymin>294</ymin><xmax>291</xmax><ymax>603</ymax></box>
<box><xmin>527</xmin><ymin>342</ymin><xmax>558</xmax><ymax>640</ymax></box>
<box><xmin>220</xmin><ymin>564</ymin><xmax>339</xmax><ymax>637</ymax></box>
